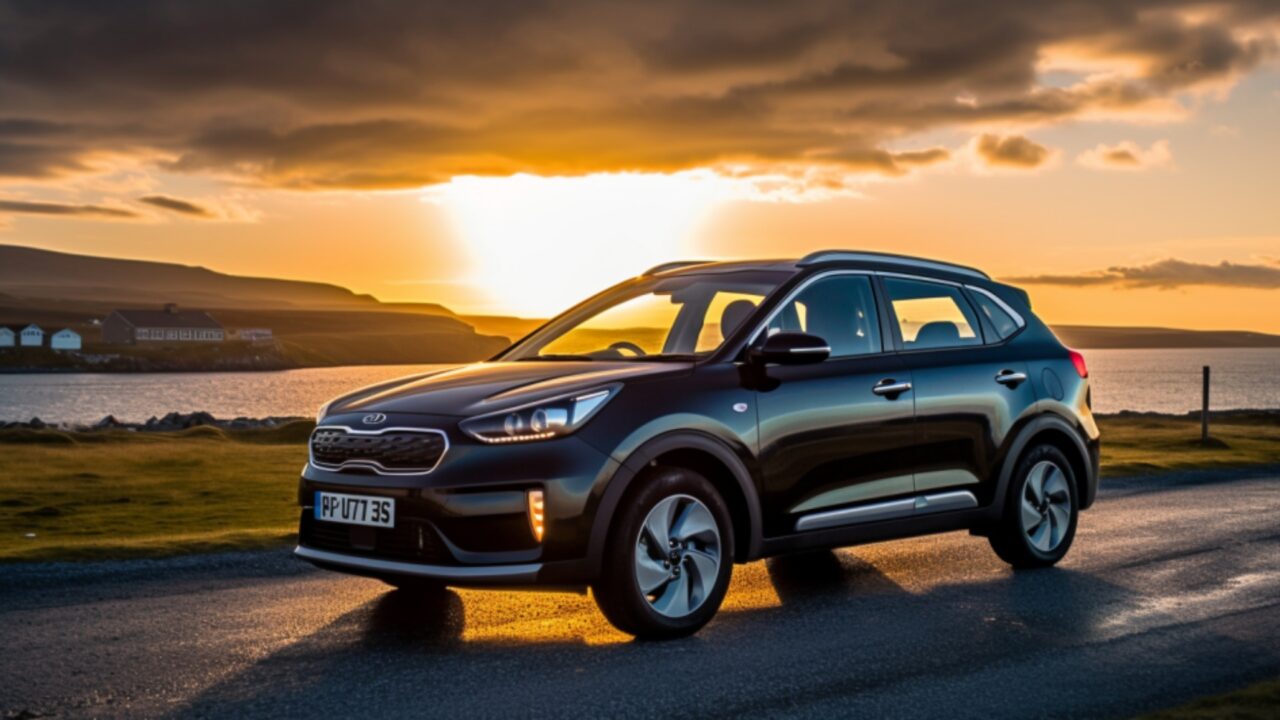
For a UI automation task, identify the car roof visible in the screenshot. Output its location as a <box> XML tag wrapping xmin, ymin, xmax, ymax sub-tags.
<box><xmin>645</xmin><ymin>250</ymin><xmax>989</xmax><ymax>282</ymax></box>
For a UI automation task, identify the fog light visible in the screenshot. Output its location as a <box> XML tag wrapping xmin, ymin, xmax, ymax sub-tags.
<box><xmin>527</xmin><ymin>489</ymin><xmax>545</xmax><ymax>542</ymax></box>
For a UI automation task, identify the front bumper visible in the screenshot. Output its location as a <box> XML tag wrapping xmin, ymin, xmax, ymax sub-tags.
<box><xmin>296</xmin><ymin>412</ymin><xmax>620</xmax><ymax>586</ymax></box>
<box><xmin>294</xmin><ymin>545</ymin><xmax>541</xmax><ymax>584</ymax></box>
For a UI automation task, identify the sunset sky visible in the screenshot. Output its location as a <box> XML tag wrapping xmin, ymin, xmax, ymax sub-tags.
<box><xmin>1</xmin><ymin>1</ymin><xmax>1278</xmax><ymax>329</ymax></box>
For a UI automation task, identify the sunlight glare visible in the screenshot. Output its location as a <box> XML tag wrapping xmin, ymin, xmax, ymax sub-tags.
<box><xmin>426</xmin><ymin>172</ymin><xmax>739</xmax><ymax>316</ymax></box>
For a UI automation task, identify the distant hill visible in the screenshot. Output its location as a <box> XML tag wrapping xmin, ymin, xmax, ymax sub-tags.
<box><xmin>1054</xmin><ymin>325</ymin><xmax>1280</xmax><ymax>349</ymax></box>
<box><xmin>0</xmin><ymin>245</ymin><xmax>507</xmax><ymax>368</ymax></box>
<box><xmin>0</xmin><ymin>244</ymin><xmax>451</xmax><ymax>312</ymax></box>
<box><xmin>2</xmin><ymin>245</ymin><xmax>1278</xmax><ymax>363</ymax></box>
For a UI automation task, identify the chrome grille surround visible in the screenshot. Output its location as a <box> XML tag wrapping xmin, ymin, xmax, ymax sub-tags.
<box><xmin>309</xmin><ymin>425</ymin><xmax>449</xmax><ymax>476</ymax></box>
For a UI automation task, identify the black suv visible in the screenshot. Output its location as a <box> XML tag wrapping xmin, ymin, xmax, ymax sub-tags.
<box><xmin>299</xmin><ymin>250</ymin><xmax>1100</xmax><ymax>638</ymax></box>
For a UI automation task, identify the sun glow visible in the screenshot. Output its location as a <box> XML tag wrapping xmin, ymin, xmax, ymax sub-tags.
<box><xmin>426</xmin><ymin>172</ymin><xmax>742</xmax><ymax>316</ymax></box>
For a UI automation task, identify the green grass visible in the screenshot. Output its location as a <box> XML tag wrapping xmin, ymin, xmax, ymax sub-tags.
<box><xmin>1098</xmin><ymin>413</ymin><xmax>1280</xmax><ymax>476</ymax></box>
<box><xmin>1137</xmin><ymin>676</ymin><xmax>1280</xmax><ymax>719</ymax></box>
<box><xmin>0</xmin><ymin>424</ymin><xmax>308</xmax><ymax>562</ymax></box>
<box><xmin>0</xmin><ymin>415</ymin><xmax>1276</xmax><ymax>563</ymax></box>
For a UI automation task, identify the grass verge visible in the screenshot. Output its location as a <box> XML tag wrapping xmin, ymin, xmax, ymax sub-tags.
<box><xmin>1099</xmin><ymin>413</ymin><xmax>1280</xmax><ymax>476</ymax></box>
<box><xmin>1137</xmin><ymin>676</ymin><xmax>1280</xmax><ymax>719</ymax></box>
<box><xmin>0</xmin><ymin>424</ymin><xmax>308</xmax><ymax>562</ymax></box>
<box><xmin>0</xmin><ymin>414</ymin><xmax>1276</xmax><ymax>563</ymax></box>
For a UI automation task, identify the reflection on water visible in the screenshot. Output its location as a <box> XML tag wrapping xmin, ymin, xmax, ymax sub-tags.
<box><xmin>0</xmin><ymin>364</ymin><xmax>448</xmax><ymax>423</ymax></box>
<box><xmin>0</xmin><ymin>348</ymin><xmax>1277</xmax><ymax>423</ymax></box>
<box><xmin>1086</xmin><ymin>347</ymin><xmax>1279</xmax><ymax>414</ymax></box>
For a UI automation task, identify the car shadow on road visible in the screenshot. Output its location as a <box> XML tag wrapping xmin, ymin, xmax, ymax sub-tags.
<box><xmin>764</xmin><ymin>549</ymin><xmax>905</xmax><ymax>605</ymax></box>
<box><xmin>159</xmin><ymin>542</ymin><xmax>1280</xmax><ymax>719</ymax></box>
<box><xmin>360</xmin><ymin>587</ymin><xmax>468</xmax><ymax>647</ymax></box>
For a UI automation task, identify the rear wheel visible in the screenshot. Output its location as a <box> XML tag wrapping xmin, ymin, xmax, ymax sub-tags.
<box><xmin>592</xmin><ymin>466</ymin><xmax>734</xmax><ymax>639</ymax></box>
<box><xmin>989</xmin><ymin>444</ymin><xmax>1078</xmax><ymax>568</ymax></box>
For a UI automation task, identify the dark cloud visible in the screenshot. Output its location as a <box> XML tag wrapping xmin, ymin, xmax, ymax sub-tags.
<box><xmin>814</xmin><ymin>147</ymin><xmax>951</xmax><ymax>176</ymax></box>
<box><xmin>0</xmin><ymin>141</ymin><xmax>91</xmax><ymax>178</ymax></box>
<box><xmin>0</xmin><ymin>0</ymin><xmax>1274</xmax><ymax>188</ymax></box>
<box><xmin>0</xmin><ymin>198</ymin><xmax>138</xmax><ymax>219</ymax></box>
<box><xmin>975</xmin><ymin>134</ymin><xmax>1051</xmax><ymax>168</ymax></box>
<box><xmin>1006</xmin><ymin>259</ymin><xmax>1280</xmax><ymax>289</ymax></box>
<box><xmin>138</xmin><ymin>195</ymin><xmax>213</xmax><ymax>217</ymax></box>
<box><xmin>0</xmin><ymin>117</ymin><xmax>155</xmax><ymax>179</ymax></box>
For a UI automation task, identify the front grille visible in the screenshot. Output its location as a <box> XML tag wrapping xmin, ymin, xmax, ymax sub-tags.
<box><xmin>299</xmin><ymin>512</ymin><xmax>453</xmax><ymax>564</ymax></box>
<box><xmin>310</xmin><ymin>427</ymin><xmax>447</xmax><ymax>474</ymax></box>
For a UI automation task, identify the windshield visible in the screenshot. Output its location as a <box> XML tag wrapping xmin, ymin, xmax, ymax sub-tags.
<box><xmin>499</xmin><ymin>270</ymin><xmax>789</xmax><ymax>361</ymax></box>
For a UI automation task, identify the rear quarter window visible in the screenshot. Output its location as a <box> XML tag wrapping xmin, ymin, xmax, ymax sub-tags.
<box><xmin>968</xmin><ymin>288</ymin><xmax>1022</xmax><ymax>341</ymax></box>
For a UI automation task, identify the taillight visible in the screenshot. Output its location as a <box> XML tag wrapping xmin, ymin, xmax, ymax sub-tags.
<box><xmin>1068</xmin><ymin>349</ymin><xmax>1089</xmax><ymax>378</ymax></box>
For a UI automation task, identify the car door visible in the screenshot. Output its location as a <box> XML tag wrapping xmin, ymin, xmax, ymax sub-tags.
<box><xmin>880</xmin><ymin>275</ymin><xmax>1038</xmax><ymax>506</ymax></box>
<box><xmin>751</xmin><ymin>272</ymin><xmax>916</xmax><ymax>536</ymax></box>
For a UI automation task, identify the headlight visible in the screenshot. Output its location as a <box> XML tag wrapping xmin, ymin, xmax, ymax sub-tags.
<box><xmin>460</xmin><ymin>385</ymin><xmax>619</xmax><ymax>444</ymax></box>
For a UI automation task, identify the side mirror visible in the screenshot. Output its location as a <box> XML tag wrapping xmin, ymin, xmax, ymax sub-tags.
<box><xmin>748</xmin><ymin>332</ymin><xmax>831</xmax><ymax>365</ymax></box>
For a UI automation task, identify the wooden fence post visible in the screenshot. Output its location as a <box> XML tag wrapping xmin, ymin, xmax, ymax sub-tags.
<box><xmin>1201</xmin><ymin>365</ymin><xmax>1210</xmax><ymax>443</ymax></box>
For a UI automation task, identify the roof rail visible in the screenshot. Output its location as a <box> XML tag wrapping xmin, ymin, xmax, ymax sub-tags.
<box><xmin>797</xmin><ymin>250</ymin><xmax>989</xmax><ymax>280</ymax></box>
<box><xmin>643</xmin><ymin>260</ymin><xmax>711</xmax><ymax>276</ymax></box>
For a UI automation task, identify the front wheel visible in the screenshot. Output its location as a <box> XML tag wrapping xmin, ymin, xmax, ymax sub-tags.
<box><xmin>989</xmin><ymin>444</ymin><xmax>1079</xmax><ymax>568</ymax></box>
<box><xmin>592</xmin><ymin>466</ymin><xmax>734</xmax><ymax>639</ymax></box>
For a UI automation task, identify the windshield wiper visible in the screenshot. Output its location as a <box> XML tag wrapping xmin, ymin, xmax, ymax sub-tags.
<box><xmin>519</xmin><ymin>354</ymin><xmax>596</xmax><ymax>362</ymax></box>
<box><xmin>619</xmin><ymin>353</ymin><xmax>700</xmax><ymax>362</ymax></box>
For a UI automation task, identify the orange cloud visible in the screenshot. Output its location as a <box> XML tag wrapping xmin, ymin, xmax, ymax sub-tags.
<box><xmin>138</xmin><ymin>195</ymin><xmax>214</xmax><ymax>217</ymax></box>
<box><xmin>1006</xmin><ymin>258</ymin><xmax>1280</xmax><ymax>289</ymax></box>
<box><xmin>0</xmin><ymin>198</ymin><xmax>138</xmax><ymax>219</ymax></box>
<box><xmin>0</xmin><ymin>1</ymin><xmax>1274</xmax><ymax>191</ymax></box>
<box><xmin>974</xmin><ymin>135</ymin><xmax>1053</xmax><ymax>169</ymax></box>
<box><xmin>1077</xmin><ymin>140</ymin><xmax>1174</xmax><ymax>170</ymax></box>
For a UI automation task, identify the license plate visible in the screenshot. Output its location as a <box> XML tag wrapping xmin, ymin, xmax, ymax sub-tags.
<box><xmin>314</xmin><ymin>491</ymin><xmax>395</xmax><ymax>528</ymax></box>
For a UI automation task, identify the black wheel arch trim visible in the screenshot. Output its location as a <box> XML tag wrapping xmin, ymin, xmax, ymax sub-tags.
<box><xmin>586</xmin><ymin>431</ymin><xmax>764</xmax><ymax>577</ymax></box>
<box><xmin>990</xmin><ymin>412</ymin><xmax>1098</xmax><ymax>519</ymax></box>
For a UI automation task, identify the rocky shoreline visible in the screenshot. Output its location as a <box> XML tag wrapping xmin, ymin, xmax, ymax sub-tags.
<box><xmin>2</xmin><ymin>411</ymin><xmax>309</xmax><ymax>433</ymax></box>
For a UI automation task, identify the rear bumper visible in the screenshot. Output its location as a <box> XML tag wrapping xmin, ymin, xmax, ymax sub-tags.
<box><xmin>1081</xmin><ymin>437</ymin><xmax>1101</xmax><ymax>510</ymax></box>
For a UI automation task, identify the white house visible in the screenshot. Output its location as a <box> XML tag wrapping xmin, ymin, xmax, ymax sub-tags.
<box><xmin>19</xmin><ymin>324</ymin><xmax>43</xmax><ymax>347</ymax></box>
<box><xmin>50</xmin><ymin>328</ymin><xmax>82</xmax><ymax>351</ymax></box>
<box><xmin>234</xmin><ymin>328</ymin><xmax>274</xmax><ymax>343</ymax></box>
<box><xmin>0</xmin><ymin>327</ymin><xmax>13</xmax><ymax>347</ymax></box>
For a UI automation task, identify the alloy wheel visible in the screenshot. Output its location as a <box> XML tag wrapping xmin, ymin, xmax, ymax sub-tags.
<box><xmin>634</xmin><ymin>494</ymin><xmax>722</xmax><ymax>618</ymax></box>
<box><xmin>1020</xmin><ymin>460</ymin><xmax>1072</xmax><ymax>552</ymax></box>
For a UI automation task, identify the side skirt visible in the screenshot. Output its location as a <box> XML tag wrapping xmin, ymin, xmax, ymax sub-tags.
<box><xmin>757</xmin><ymin>503</ymin><xmax>990</xmax><ymax>559</ymax></box>
<box><xmin>795</xmin><ymin>490</ymin><xmax>978</xmax><ymax>532</ymax></box>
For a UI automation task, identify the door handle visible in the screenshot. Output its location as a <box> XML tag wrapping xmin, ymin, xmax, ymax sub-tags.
<box><xmin>872</xmin><ymin>379</ymin><xmax>912</xmax><ymax>398</ymax></box>
<box><xmin>995</xmin><ymin>369</ymin><xmax>1027</xmax><ymax>387</ymax></box>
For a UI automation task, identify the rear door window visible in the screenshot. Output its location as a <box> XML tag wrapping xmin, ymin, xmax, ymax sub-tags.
<box><xmin>883</xmin><ymin>277</ymin><xmax>983</xmax><ymax>350</ymax></box>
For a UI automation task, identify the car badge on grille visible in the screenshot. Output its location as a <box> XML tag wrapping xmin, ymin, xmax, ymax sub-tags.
<box><xmin>361</xmin><ymin>413</ymin><xmax>387</xmax><ymax>425</ymax></box>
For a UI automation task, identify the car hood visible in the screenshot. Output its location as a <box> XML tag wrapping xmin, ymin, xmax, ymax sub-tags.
<box><xmin>325</xmin><ymin>361</ymin><xmax>692</xmax><ymax>418</ymax></box>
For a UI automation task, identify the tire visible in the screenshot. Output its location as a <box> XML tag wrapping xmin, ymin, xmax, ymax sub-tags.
<box><xmin>989</xmin><ymin>444</ymin><xmax>1079</xmax><ymax>568</ymax></box>
<box><xmin>592</xmin><ymin>466</ymin><xmax>734</xmax><ymax>640</ymax></box>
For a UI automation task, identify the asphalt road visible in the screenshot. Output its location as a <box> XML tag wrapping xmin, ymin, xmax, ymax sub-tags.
<box><xmin>3</xmin><ymin>467</ymin><xmax>1279</xmax><ymax>720</ymax></box>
